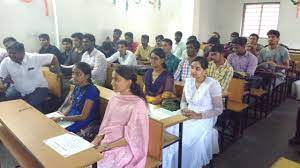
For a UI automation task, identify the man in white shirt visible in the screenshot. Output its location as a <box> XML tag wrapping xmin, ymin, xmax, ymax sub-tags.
<box><xmin>106</xmin><ymin>40</ymin><xmax>137</xmax><ymax>66</ymax></box>
<box><xmin>81</xmin><ymin>33</ymin><xmax>107</xmax><ymax>86</ymax></box>
<box><xmin>0</xmin><ymin>42</ymin><xmax>60</xmax><ymax>111</ymax></box>
<box><xmin>172</xmin><ymin>31</ymin><xmax>186</xmax><ymax>59</ymax></box>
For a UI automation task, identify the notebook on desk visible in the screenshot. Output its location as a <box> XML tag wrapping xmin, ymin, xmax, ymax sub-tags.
<box><xmin>46</xmin><ymin>112</ymin><xmax>74</xmax><ymax>128</ymax></box>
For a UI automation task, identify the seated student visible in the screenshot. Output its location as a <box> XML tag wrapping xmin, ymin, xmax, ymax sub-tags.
<box><xmin>227</xmin><ymin>37</ymin><xmax>258</xmax><ymax>76</ymax></box>
<box><xmin>38</xmin><ymin>33</ymin><xmax>64</xmax><ymax>64</ymax></box>
<box><xmin>0</xmin><ymin>42</ymin><xmax>60</xmax><ymax>111</ymax></box>
<box><xmin>68</xmin><ymin>32</ymin><xmax>85</xmax><ymax>65</ymax></box>
<box><xmin>135</xmin><ymin>34</ymin><xmax>153</xmax><ymax>61</ymax></box>
<box><xmin>204</xmin><ymin>36</ymin><xmax>220</xmax><ymax>59</ymax></box>
<box><xmin>162</xmin><ymin>38</ymin><xmax>180</xmax><ymax>75</ymax></box>
<box><xmin>124</xmin><ymin>32</ymin><xmax>139</xmax><ymax>53</ymax></box>
<box><xmin>258</xmin><ymin>30</ymin><xmax>289</xmax><ymax>84</ymax></box>
<box><xmin>247</xmin><ymin>33</ymin><xmax>264</xmax><ymax>56</ymax></box>
<box><xmin>92</xmin><ymin>65</ymin><xmax>148</xmax><ymax>168</ymax></box>
<box><xmin>224</xmin><ymin>32</ymin><xmax>239</xmax><ymax>57</ymax></box>
<box><xmin>144</xmin><ymin>48</ymin><xmax>175</xmax><ymax>105</ymax></box>
<box><xmin>163</xmin><ymin>57</ymin><xmax>223</xmax><ymax>168</ymax></box>
<box><xmin>174</xmin><ymin>39</ymin><xmax>200</xmax><ymax>81</ymax></box>
<box><xmin>112</xmin><ymin>29</ymin><xmax>122</xmax><ymax>50</ymax></box>
<box><xmin>99</xmin><ymin>40</ymin><xmax>117</xmax><ymax>58</ymax></box>
<box><xmin>52</xmin><ymin>62</ymin><xmax>100</xmax><ymax>134</ymax></box>
<box><xmin>181</xmin><ymin>36</ymin><xmax>204</xmax><ymax>59</ymax></box>
<box><xmin>81</xmin><ymin>34</ymin><xmax>107</xmax><ymax>86</ymax></box>
<box><xmin>207</xmin><ymin>44</ymin><xmax>234</xmax><ymax>92</ymax></box>
<box><xmin>154</xmin><ymin>35</ymin><xmax>164</xmax><ymax>48</ymax></box>
<box><xmin>172</xmin><ymin>31</ymin><xmax>186</xmax><ymax>59</ymax></box>
<box><xmin>0</xmin><ymin>37</ymin><xmax>17</xmax><ymax>63</ymax></box>
<box><xmin>106</xmin><ymin>40</ymin><xmax>137</xmax><ymax>66</ymax></box>
<box><xmin>61</xmin><ymin>38</ymin><xmax>73</xmax><ymax>65</ymax></box>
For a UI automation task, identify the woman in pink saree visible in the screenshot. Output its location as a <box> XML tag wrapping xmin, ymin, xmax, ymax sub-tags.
<box><xmin>92</xmin><ymin>65</ymin><xmax>149</xmax><ymax>168</ymax></box>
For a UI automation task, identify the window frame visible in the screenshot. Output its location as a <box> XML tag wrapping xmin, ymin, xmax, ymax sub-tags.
<box><xmin>241</xmin><ymin>2</ymin><xmax>280</xmax><ymax>38</ymax></box>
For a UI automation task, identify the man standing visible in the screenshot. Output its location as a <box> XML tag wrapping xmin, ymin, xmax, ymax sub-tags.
<box><xmin>0</xmin><ymin>42</ymin><xmax>60</xmax><ymax>111</ymax></box>
<box><xmin>172</xmin><ymin>31</ymin><xmax>186</xmax><ymax>59</ymax></box>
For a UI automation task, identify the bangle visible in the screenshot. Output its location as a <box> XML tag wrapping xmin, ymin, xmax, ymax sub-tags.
<box><xmin>102</xmin><ymin>143</ymin><xmax>109</xmax><ymax>151</ymax></box>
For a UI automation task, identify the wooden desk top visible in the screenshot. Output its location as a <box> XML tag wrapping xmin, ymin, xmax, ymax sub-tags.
<box><xmin>271</xmin><ymin>157</ymin><xmax>300</xmax><ymax>168</ymax></box>
<box><xmin>95</xmin><ymin>85</ymin><xmax>115</xmax><ymax>101</ymax></box>
<box><xmin>0</xmin><ymin>100</ymin><xmax>102</xmax><ymax>168</ymax></box>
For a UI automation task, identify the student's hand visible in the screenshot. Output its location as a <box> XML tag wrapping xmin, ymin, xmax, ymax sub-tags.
<box><xmin>151</xmin><ymin>99</ymin><xmax>162</xmax><ymax>105</ymax></box>
<box><xmin>51</xmin><ymin>117</ymin><xmax>62</xmax><ymax>122</ymax></box>
<box><xmin>267</xmin><ymin>61</ymin><xmax>277</xmax><ymax>67</ymax></box>
<box><xmin>92</xmin><ymin>135</ymin><xmax>102</xmax><ymax>147</ymax></box>
<box><xmin>182</xmin><ymin>109</ymin><xmax>202</xmax><ymax>119</ymax></box>
<box><xmin>96</xmin><ymin>143</ymin><xmax>109</xmax><ymax>153</ymax></box>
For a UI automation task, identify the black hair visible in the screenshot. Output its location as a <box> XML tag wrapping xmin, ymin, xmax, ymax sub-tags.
<box><xmin>162</xmin><ymin>38</ymin><xmax>173</xmax><ymax>46</ymax></box>
<box><xmin>141</xmin><ymin>34</ymin><xmax>150</xmax><ymax>41</ymax></box>
<box><xmin>124</xmin><ymin>32</ymin><xmax>134</xmax><ymax>39</ymax></box>
<box><xmin>155</xmin><ymin>35</ymin><xmax>164</xmax><ymax>40</ymax></box>
<box><xmin>102</xmin><ymin>41</ymin><xmax>114</xmax><ymax>50</ymax></box>
<box><xmin>210</xmin><ymin>44</ymin><xmax>224</xmax><ymax>53</ymax></box>
<box><xmin>114</xmin><ymin>65</ymin><xmax>145</xmax><ymax>100</ymax></box>
<box><xmin>151</xmin><ymin>48</ymin><xmax>167</xmax><ymax>69</ymax></box>
<box><xmin>186</xmin><ymin>40</ymin><xmax>200</xmax><ymax>49</ymax></box>
<box><xmin>7</xmin><ymin>42</ymin><xmax>25</xmax><ymax>53</ymax></box>
<box><xmin>191</xmin><ymin>56</ymin><xmax>209</xmax><ymax>70</ymax></box>
<box><xmin>39</xmin><ymin>33</ymin><xmax>50</xmax><ymax>41</ymax></box>
<box><xmin>212</xmin><ymin>32</ymin><xmax>221</xmax><ymax>39</ymax></box>
<box><xmin>117</xmin><ymin>40</ymin><xmax>128</xmax><ymax>47</ymax></box>
<box><xmin>187</xmin><ymin>35</ymin><xmax>197</xmax><ymax>41</ymax></box>
<box><xmin>74</xmin><ymin>62</ymin><xmax>93</xmax><ymax>84</ymax></box>
<box><xmin>113</xmin><ymin>29</ymin><xmax>122</xmax><ymax>35</ymax></box>
<box><xmin>62</xmin><ymin>38</ymin><xmax>72</xmax><ymax>44</ymax></box>
<box><xmin>231</xmin><ymin>32</ymin><xmax>239</xmax><ymax>37</ymax></box>
<box><xmin>207</xmin><ymin>36</ymin><xmax>220</xmax><ymax>45</ymax></box>
<box><xmin>249</xmin><ymin>33</ymin><xmax>259</xmax><ymax>40</ymax></box>
<box><xmin>231</xmin><ymin>37</ymin><xmax>248</xmax><ymax>46</ymax></box>
<box><xmin>71</xmin><ymin>32</ymin><xmax>84</xmax><ymax>40</ymax></box>
<box><xmin>175</xmin><ymin>31</ymin><xmax>183</xmax><ymax>37</ymax></box>
<box><xmin>82</xmin><ymin>33</ymin><xmax>96</xmax><ymax>43</ymax></box>
<box><xmin>3</xmin><ymin>37</ymin><xmax>17</xmax><ymax>45</ymax></box>
<box><xmin>267</xmin><ymin>29</ymin><xmax>280</xmax><ymax>38</ymax></box>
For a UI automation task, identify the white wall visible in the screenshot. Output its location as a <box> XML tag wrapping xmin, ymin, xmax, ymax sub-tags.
<box><xmin>0</xmin><ymin>0</ymin><xmax>198</xmax><ymax>51</ymax></box>
<box><xmin>215</xmin><ymin>0</ymin><xmax>300</xmax><ymax>48</ymax></box>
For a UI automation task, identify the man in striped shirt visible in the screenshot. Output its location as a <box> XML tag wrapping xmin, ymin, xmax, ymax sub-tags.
<box><xmin>206</xmin><ymin>44</ymin><xmax>234</xmax><ymax>92</ymax></box>
<box><xmin>174</xmin><ymin>40</ymin><xmax>200</xmax><ymax>81</ymax></box>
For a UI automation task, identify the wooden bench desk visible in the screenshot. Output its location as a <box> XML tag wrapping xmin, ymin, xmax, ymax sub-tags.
<box><xmin>271</xmin><ymin>157</ymin><xmax>300</xmax><ymax>168</ymax></box>
<box><xmin>0</xmin><ymin>100</ymin><xmax>102</xmax><ymax>168</ymax></box>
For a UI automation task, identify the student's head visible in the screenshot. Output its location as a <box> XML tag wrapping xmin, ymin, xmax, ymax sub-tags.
<box><xmin>209</xmin><ymin>44</ymin><xmax>225</xmax><ymax>64</ymax></box>
<box><xmin>175</xmin><ymin>31</ymin><xmax>183</xmax><ymax>43</ymax></box>
<box><xmin>71</xmin><ymin>32</ymin><xmax>83</xmax><ymax>48</ymax></box>
<box><xmin>117</xmin><ymin>40</ymin><xmax>128</xmax><ymax>55</ymax></box>
<box><xmin>155</xmin><ymin>35</ymin><xmax>164</xmax><ymax>47</ymax></box>
<box><xmin>39</xmin><ymin>33</ymin><xmax>50</xmax><ymax>48</ymax></box>
<box><xmin>207</xmin><ymin>36</ymin><xmax>220</xmax><ymax>47</ymax></box>
<box><xmin>187</xmin><ymin>35</ymin><xmax>197</xmax><ymax>41</ymax></box>
<box><xmin>267</xmin><ymin>29</ymin><xmax>280</xmax><ymax>46</ymax></box>
<box><xmin>231</xmin><ymin>37</ymin><xmax>247</xmax><ymax>55</ymax></box>
<box><xmin>2</xmin><ymin>37</ymin><xmax>17</xmax><ymax>48</ymax></box>
<box><xmin>124</xmin><ymin>32</ymin><xmax>134</xmax><ymax>44</ymax></box>
<box><xmin>72</xmin><ymin>62</ymin><xmax>92</xmax><ymax>85</ymax></box>
<box><xmin>113</xmin><ymin>29</ymin><xmax>122</xmax><ymax>40</ymax></box>
<box><xmin>186</xmin><ymin>40</ymin><xmax>200</xmax><ymax>57</ymax></box>
<box><xmin>6</xmin><ymin>42</ymin><xmax>25</xmax><ymax>64</ymax></box>
<box><xmin>112</xmin><ymin>65</ymin><xmax>144</xmax><ymax>99</ymax></box>
<box><xmin>161</xmin><ymin>38</ymin><xmax>173</xmax><ymax>54</ymax></box>
<box><xmin>212</xmin><ymin>32</ymin><xmax>221</xmax><ymax>39</ymax></box>
<box><xmin>141</xmin><ymin>35</ymin><xmax>149</xmax><ymax>48</ymax></box>
<box><xmin>62</xmin><ymin>38</ymin><xmax>73</xmax><ymax>52</ymax></box>
<box><xmin>230</xmin><ymin>32</ymin><xmax>239</xmax><ymax>41</ymax></box>
<box><xmin>101</xmin><ymin>41</ymin><xmax>114</xmax><ymax>51</ymax></box>
<box><xmin>82</xmin><ymin>33</ymin><xmax>96</xmax><ymax>51</ymax></box>
<box><xmin>249</xmin><ymin>33</ymin><xmax>259</xmax><ymax>45</ymax></box>
<box><xmin>150</xmin><ymin>48</ymin><xmax>166</xmax><ymax>69</ymax></box>
<box><xmin>190</xmin><ymin>57</ymin><xmax>208</xmax><ymax>79</ymax></box>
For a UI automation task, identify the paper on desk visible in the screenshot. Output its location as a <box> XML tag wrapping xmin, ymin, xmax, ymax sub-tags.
<box><xmin>149</xmin><ymin>108</ymin><xmax>181</xmax><ymax>120</ymax></box>
<box><xmin>44</xmin><ymin>133</ymin><xmax>94</xmax><ymax>157</ymax></box>
<box><xmin>46</xmin><ymin>112</ymin><xmax>74</xmax><ymax>128</ymax></box>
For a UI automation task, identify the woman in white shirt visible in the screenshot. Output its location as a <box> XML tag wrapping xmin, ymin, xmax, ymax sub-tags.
<box><xmin>163</xmin><ymin>56</ymin><xmax>223</xmax><ymax>168</ymax></box>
